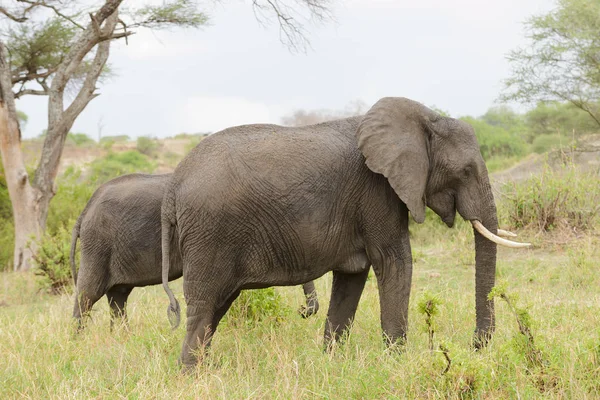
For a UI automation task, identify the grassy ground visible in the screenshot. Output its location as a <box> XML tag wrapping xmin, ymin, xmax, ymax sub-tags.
<box><xmin>1</xmin><ymin>220</ymin><xmax>599</xmax><ymax>399</ymax></box>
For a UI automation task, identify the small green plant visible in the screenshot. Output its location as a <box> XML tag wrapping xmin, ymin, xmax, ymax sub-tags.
<box><xmin>136</xmin><ymin>136</ymin><xmax>159</xmax><ymax>158</ymax></box>
<box><xmin>225</xmin><ymin>288</ymin><xmax>290</xmax><ymax>328</ymax></box>
<box><xmin>88</xmin><ymin>151</ymin><xmax>156</xmax><ymax>184</ymax></box>
<box><xmin>417</xmin><ymin>292</ymin><xmax>442</xmax><ymax>351</ymax></box>
<box><xmin>29</xmin><ymin>224</ymin><xmax>75</xmax><ymax>295</ymax></box>
<box><xmin>489</xmin><ymin>284</ymin><xmax>546</xmax><ymax>368</ymax></box>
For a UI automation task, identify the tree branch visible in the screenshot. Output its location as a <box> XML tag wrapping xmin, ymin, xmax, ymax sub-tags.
<box><xmin>12</xmin><ymin>67</ymin><xmax>57</xmax><ymax>84</ymax></box>
<box><xmin>16</xmin><ymin>0</ymin><xmax>85</xmax><ymax>29</ymax></box>
<box><xmin>14</xmin><ymin>89</ymin><xmax>48</xmax><ymax>99</ymax></box>
<box><xmin>0</xmin><ymin>6</ymin><xmax>28</xmax><ymax>22</ymax></box>
<box><xmin>34</xmin><ymin>6</ymin><xmax>120</xmax><ymax>195</ymax></box>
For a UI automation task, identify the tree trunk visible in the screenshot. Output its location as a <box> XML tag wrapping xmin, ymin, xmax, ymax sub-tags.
<box><xmin>0</xmin><ymin>102</ymin><xmax>42</xmax><ymax>270</ymax></box>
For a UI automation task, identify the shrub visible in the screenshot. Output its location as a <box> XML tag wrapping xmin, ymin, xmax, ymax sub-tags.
<box><xmin>136</xmin><ymin>136</ymin><xmax>159</xmax><ymax>157</ymax></box>
<box><xmin>224</xmin><ymin>288</ymin><xmax>290</xmax><ymax>328</ymax></box>
<box><xmin>88</xmin><ymin>151</ymin><xmax>156</xmax><ymax>184</ymax></box>
<box><xmin>531</xmin><ymin>134</ymin><xmax>572</xmax><ymax>154</ymax></box>
<box><xmin>461</xmin><ymin>117</ymin><xmax>528</xmax><ymax>160</ymax></box>
<box><xmin>0</xmin><ymin>219</ymin><xmax>14</xmax><ymax>271</ymax></box>
<box><xmin>67</xmin><ymin>132</ymin><xmax>95</xmax><ymax>146</ymax></box>
<box><xmin>0</xmin><ymin>161</ymin><xmax>14</xmax><ymax>271</ymax></box>
<box><xmin>29</xmin><ymin>224</ymin><xmax>75</xmax><ymax>295</ymax></box>
<box><xmin>500</xmin><ymin>163</ymin><xmax>600</xmax><ymax>232</ymax></box>
<box><xmin>46</xmin><ymin>167</ymin><xmax>96</xmax><ymax>235</ymax></box>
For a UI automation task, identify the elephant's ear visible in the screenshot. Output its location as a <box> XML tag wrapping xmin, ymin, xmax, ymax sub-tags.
<box><xmin>356</xmin><ymin>97</ymin><xmax>432</xmax><ymax>223</ymax></box>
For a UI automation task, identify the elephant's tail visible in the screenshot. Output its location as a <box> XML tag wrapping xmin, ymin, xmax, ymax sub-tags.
<box><xmin>162</xmin><ymin>188</ymin><xmax>180</xmax><ymax>329</ymax></box>
<box><xmin>70</xmin><ymin>216</ymin><xmax>82</xmax><ymax>286</ymax></box>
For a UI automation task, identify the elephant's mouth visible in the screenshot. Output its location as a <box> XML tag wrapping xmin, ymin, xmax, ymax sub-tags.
<box><xmin>471</xmin><ymin>220</ymin><xmax>531</xmax><ymax>248</ymax></box>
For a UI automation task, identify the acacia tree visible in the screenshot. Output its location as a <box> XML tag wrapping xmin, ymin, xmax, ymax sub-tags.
<box><xmin>501</xmin><ymin>0</ymin><xmax>600</xmax><ymax>126</ymax></box>
<box><xmin>0</xmin><ymin>0</ymin><xmax>333</xmax><ymax>271</ymax></box>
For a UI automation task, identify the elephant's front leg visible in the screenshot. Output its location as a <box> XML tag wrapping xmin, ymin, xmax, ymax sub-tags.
<box><xmin>371</xmin><ymin>246</ymin><xmax>413</xmax><ymax>348</ymax></box>
<box><xmin>323</xmin><ymin>269</ymin><xmax>369</xmax><ymax>351</ymax></box>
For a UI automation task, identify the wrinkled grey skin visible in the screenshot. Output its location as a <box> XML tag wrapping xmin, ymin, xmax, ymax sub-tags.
<box><xmin>71</xmin><ymin>173</ymin><xmax>319</xmax><ymax>329</ymax></box>
<box><xmin>162</xmin><ymin>97</ymin><xmax>498</xmax><ymax>368</ymax></box>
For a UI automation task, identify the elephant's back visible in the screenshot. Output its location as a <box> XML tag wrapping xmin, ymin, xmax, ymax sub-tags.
<box><xmin>172</xmin><ymin>117</ymin><xmax>365</xmax><ymax>202</ymax></box>
<box><xmin>78</xmin><ymin>174</ymin><xmax>170</xmax><ymax>283</ymax></box>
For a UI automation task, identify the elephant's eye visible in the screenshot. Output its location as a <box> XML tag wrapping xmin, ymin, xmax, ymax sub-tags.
<box><xmin>462</xmin><ymin>165</ymin><xmax>473</xmax><ymax>179</ymax></box>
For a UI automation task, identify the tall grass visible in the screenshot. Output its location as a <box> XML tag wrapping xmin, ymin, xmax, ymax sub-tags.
<box><xmin>499</xmin><ymin>162</ymin><xmax>600</xmax><ymax>233</ymax></box>
<box><xmin>1</xmin><ymin>215</ymin><xmax>599</xmax><ymax>397</ymax></box>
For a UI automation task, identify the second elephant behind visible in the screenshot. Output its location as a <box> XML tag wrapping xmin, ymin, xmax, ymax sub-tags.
<box><xmin>71</xmin><ymin>173</ymin><xmax>319</xmax><ymax>328</ymax></box>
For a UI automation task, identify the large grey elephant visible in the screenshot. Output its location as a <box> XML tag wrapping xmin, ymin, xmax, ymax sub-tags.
<box><xmin>71</xmin><ymin>173</ymin><xmax>319</xmax><ymax>329</ymax></box>
<box><xmin>161</xmin><ymin>97</ymin><xmax>529</xmax><ymax>368</ymax></box>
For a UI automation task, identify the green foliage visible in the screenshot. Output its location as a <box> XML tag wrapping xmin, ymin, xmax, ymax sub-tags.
<box><xmin>531</xmin><ymin>133</ymin><xmax>571</xmax><ymax>154</ymax></box>
<box><xmin>67</xmin><ymin>132</ymin><xmax>95</xmax><ymax>147</ymax></box>
<box><xmin>134</xmin><ymin>0</ymin><xmax>210</xmax><ymax>29</ymax></box>
<box><xmin>45</xmin><ymin>168</ymin><xmax>96</xmax><ymax>235</ymax></box>
<box><xmin>501</xmin><ymin>0</ymin><xmax>600</xmax><ymax>128</ymax></box>
<box><xmin>460</xmin><ymin>116</ymin><xmax>528</xmax><ymax>160</ymax></box>
<box><xmin>525</xmin><ymin>102</ymin><xmax>598</xmax><ymax>140</ymax></box>
<box><xmin>481</xmin><ymin>105</ymin><xmax>526</xmax><ymax>131</ymax></box>
<box><xmin>136</xmin><ymin>136</ymin><xmax>159</xmax><ymax>158</ymax></box>
<box><xmin>0</xmin><ymin>161</ymin><xmax>13</xmax><ymax>271</ymax></box>
<box><xmin>225</xmin><ymin>288</ymin><xmax>290</xmax><ymax>328</ymax></box>
<box><xmin>6</xmin><ymin>18</ymin><xmax>76</xmax><ymax>76</ymax></box>
<box><xmin>100</xmin><ymin>135</ymin><xmax>130</xmax><ymax>144</ymax></box>
<box><xmin>29</xmin><ymin>224</ymin><xmax>74</xmax><ymax>295</ymax></box>
<box><xmin>88</xmin><ymin>151</ymin><xmax>156</xmax><ymax>185</ymax></box>
<box><xmin>500</xmin><ymin>162</ymin><xmax>600</xmax><ymax>232</ymax></box>
<box><xmin>417</xmin><ymin>292</ymin><xmax>443</xmax><ymax>351</ymax></box>
<box><xmin>17</xmin><ymin>111</ymin><xmax>28</xmax><ymax>128</ymax></box>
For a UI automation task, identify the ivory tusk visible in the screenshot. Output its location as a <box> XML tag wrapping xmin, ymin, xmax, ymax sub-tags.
<box><xmin>497</xmin><ymin>229</ymin><xmax>517</xmax><ymax>238</ymax></box>
<box><xmin>471</xmin><ymin>220</ymin><xmax>531</xmax><ymax>248</ymax></box>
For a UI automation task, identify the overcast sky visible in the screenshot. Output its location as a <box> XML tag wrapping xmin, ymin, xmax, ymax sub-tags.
<box><xmin>17</xmin><ymin>0</ymin><xmax>552</xmax><ymax>139</ymax></box>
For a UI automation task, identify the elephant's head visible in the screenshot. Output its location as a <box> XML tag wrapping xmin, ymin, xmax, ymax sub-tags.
<box><xmin>356</xmin><ymin>97</ymin><xmax>529</xmax><ymax>346</ymax></box>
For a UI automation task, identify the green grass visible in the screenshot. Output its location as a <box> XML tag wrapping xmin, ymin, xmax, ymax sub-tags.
<box><xmin>1</xmin><ymin>225</ymin><xmax>599</xmax><ymax>398</ymax></box>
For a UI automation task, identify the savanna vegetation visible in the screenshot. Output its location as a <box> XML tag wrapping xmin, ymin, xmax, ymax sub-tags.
<box><xmin>1</xmin><ymin>0</ymin><xmax>600</xmax><ymax>397</ymax></box>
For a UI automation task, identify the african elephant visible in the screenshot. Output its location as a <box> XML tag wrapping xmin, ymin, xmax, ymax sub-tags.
<box><xmin>161</xmin><ymin>97</ymin><xmax>529</xmax><ymax>368</ymax></box>
<box><xmin>71</xmin><ymin>173</ymin><xmax>319</xmax><ymax>329</ymax></box>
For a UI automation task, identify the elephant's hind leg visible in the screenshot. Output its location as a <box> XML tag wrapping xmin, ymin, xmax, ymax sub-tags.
<box><xmin>299</xmin><ymin>281</ymin><xmax>319</xmax><ymax>318</ymax></box>
<box><xmin>323</xmin><ymin>269</ymin><xmax>369</xmax><ymax>351</ymax></box>
<box><xmin>107</xmin><ymin>286</ymin><xmax>133</xmax><ymax>330</ymax></box>
<box><xmin>73</xmin><ymin>290</ymin><xmax>103</xmax><ymax>332</ymax></box>
<box><xmin>179</xmin><ymin>288</ymin><xmax>241</xmax><ymax>371</ymax></box>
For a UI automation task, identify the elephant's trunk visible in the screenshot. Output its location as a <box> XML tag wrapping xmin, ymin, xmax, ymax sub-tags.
<box><xmin>472</xmin><ymin>178</ymin><xmax>498</xmax><ymax>348</ymax></box>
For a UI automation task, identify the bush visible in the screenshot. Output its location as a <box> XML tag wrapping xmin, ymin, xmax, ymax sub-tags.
<box><xmin>500</xmin><ymin>163</ymin><xmax>600</xmax><ymax>232</ymax></box>
<box><xmin>29</xmin><ymin>224</ymin><xmax>75</xmax><ymax>295</ymax></box>
<box><xmin>88</xmin><ymin>151</ymin><xmax>156</xmax><ymax>184</ymax></box>
<box><xmin>224</xmin><ymin>288</ymin><xmax>290</xmax><ymax>328</ymax></box>
<box><xmin>0</xmin><ymin>161</ymin><xmax>14</xmax><ymax>271</ymax></box>
<box><xmin>461</xmin><ymin>117</ymin><xmax>528</xmax><ymax>160</ymax></box>
<box><xmin>0</xmin><ymin>219</ymin><xmax>14</xmax><ymax>271</ymax></box>
<box><xmin>46</xmin><ymin>167</ymin><xmax>96</xmax><ymax>235</ymax></box>
<box><xmin>136</xmin><ymin>136</ymin><xmax>159</xmax><ymax>157</ymax></box>
<box><xmin>67</xmin><ymin>132</ymin><xmax>95</xmax><ymax>146</ymax></box>
<box><xmin>531</xmin><ymin>134</ymin><xmax>572</xmax><ymax>154</ymax></box>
